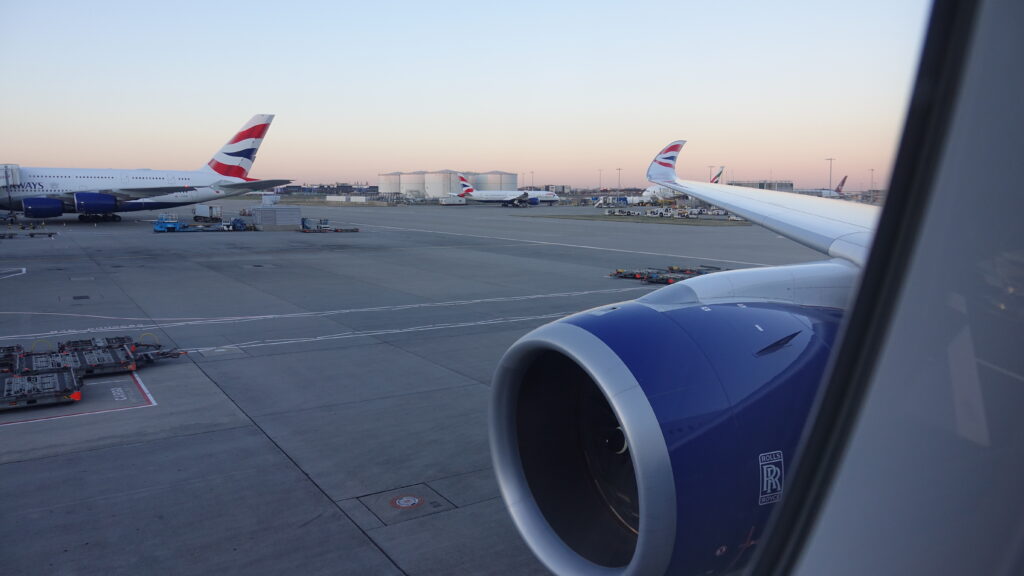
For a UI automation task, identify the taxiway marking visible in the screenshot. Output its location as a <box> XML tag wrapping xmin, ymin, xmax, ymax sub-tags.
<box><xmin>0</xmin><ymin>286</ymin><xmax>652</xmax><ymax>341</ymax></box>
<box><xmin>185</xmin><ymin>312</ymin><xmax>573</xmax><ymax>353</ymax></box>
<box><xmin>348</xmin><ymin>222</ymin><xmax>773</xmax><ymax>267</ymax></box>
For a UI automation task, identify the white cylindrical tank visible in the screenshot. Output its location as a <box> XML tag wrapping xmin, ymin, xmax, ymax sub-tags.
<box><xmin>476</xmin><ymin>171</ymin><xmax>517</xmax><ymax>191</ymax></box>
<box><xmin>424</xmin><ymin>171</ymin><xmax>458</xmax><ymax>198</ymax></box>
<box><xmin>400</xmin><ymin>172</ymin><xmax>426</xmax><ymax>198</ymax></box>
<box><xmin>378</xmin><ymin>173</ymin><xmax>401</xmax><ymax>194</ymax></box>
<box><xmin>475</xmin><ymin>172</ymin><xmax>503</xmax><ymax>191</ymax></box>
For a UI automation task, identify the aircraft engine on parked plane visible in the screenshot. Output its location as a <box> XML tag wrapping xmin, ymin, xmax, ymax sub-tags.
<box><xmin>20</xmin><ymin>197</ymin><xmax>64</xmax><ymax>218</ymax></box>
<box><xmin>73</xmin><ymin>192</ymin><xmax>118</xmax><ymax>214</ymax></box>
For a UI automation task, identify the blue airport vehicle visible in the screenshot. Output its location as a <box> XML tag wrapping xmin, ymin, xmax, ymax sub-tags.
<box><xmin>153</xmin><ymin>214</ymin><xmax>185</xmax><ymax>232</ymax></box>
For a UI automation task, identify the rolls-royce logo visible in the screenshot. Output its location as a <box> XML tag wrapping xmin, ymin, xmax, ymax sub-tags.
<box><xmin>758</xmin><ymin>451</ymin><xmax>784</xmax><ymax>505</ymax></box>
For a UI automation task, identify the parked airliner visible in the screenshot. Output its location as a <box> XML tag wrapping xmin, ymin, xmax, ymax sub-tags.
<box><xmin>454</xmin><ymin>173</ymin><xmax>559</xmax><ymax>206</ymax></box>
<box><xmin>0</xmin><ymin>115</ymin><xmax>289</xmax><ymax>222</ymax></box>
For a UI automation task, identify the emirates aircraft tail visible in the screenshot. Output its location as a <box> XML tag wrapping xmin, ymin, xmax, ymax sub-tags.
<box><xmin>834</xmin><ymin>175</ymin><xmax>849</xmax><ymax>196</ymax></box>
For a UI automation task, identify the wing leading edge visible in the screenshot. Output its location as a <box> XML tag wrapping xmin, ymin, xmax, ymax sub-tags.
<box><xmin>647</xmin><ymin>140</ymin><xmax>879</xmax><ymax>266</ymax></box>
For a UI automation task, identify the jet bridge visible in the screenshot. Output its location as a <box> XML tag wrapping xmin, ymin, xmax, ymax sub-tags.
<box><xmin>0</xmin><ymin>165</ymin><xmax>20</xmax><ymax>187</ymax></box>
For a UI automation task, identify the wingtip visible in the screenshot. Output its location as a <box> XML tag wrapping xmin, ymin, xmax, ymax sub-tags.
<box><xmin>647</xmin><ymin>140</ymin><xmax>687</xmax><ymax>184</ymax></box>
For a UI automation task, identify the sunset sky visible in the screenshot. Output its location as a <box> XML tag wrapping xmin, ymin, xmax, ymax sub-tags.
<box><xmin>0</xmin><ymin>0</ymin><xmax>931</xmax><ymax>190</ymax></box>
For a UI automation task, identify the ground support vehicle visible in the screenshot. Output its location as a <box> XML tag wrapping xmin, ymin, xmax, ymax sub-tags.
<box><xmin>1</xmin><ymin>337</ymin><xmax>185</xmax><ymax>411</ymax></box>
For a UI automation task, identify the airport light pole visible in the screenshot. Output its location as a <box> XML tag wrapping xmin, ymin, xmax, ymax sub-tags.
<box><xmin>708</xmin><ymin>165</ymin><xmax>714</xmax><ymax>182</ymax></box>
<box><xmin>825</xmin><ymin>157</ymin><xmax>835</xmax><ymax>190</ymax></box>
<box><xmin>598</xmin><ymin>169</ymin><xmax>602</xmax><ymax>191</ymax></box>
<box><xmin>870</xmin><ymin>168</ymin><xmax>875</xmax><ymax>191</ymax></box>
<box><xmin>530</xmin><ymin>171</ymin><xmax>535</xmax><ymax>189</ymax></box>
<box><xmin>616</xmin><ymin>168</ymin><xmax>622</xmax><ymax>193</ymax></box>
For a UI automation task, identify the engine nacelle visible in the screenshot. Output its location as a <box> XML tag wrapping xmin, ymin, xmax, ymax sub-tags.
<box><xmin>491</xmin><ymin>296</ymin><xmax>842</xmax><ymax>576</ymax></box>
<box><xmin>528</xmin><ymin>197</ymin><xmax>540</xmax><ymax>205</ymax></box>
<box><xmin>73</xmin><ymin>192</ymin><xmax>118</xmax><ymax>214</ymax></box>
<box><xmin>21</xmin><ymin>197</ymin><xmax>64</xmax><ymax>218</ymax></box>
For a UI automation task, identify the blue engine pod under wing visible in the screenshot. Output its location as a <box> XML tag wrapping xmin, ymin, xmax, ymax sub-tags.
<box><xmin>491</xmin><ymin>300</ymin><xmax>842</xmax><ymax>576</ymax></box>
<box><xmin>21</xmin><ymin>197</ymin><xmax>64</xmax><ymax>218</ymax></box>
<box><xmin>73</xmin><ymin>192</ymin><xmax>118</xmax><ymax>214</ymax></box>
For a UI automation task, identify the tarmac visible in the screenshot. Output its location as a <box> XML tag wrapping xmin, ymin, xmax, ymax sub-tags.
<box><xmin>0</xmin><ymin>200</ymin><xmax>826</xmax><ymax>575</ymax></box>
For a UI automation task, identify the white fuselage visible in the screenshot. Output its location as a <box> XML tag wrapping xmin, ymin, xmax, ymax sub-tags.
<box><xmin>1</xmin><ymin>166</ymin><xmax>246</xmax><ymax>211</ymax></box>
<box><xmin>465</xmin><ymin>189</ymin><xmax>559</xmax><ymax>204</ymax></box>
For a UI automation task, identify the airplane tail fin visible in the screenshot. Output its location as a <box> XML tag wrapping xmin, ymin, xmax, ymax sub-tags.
<box><xmin>456</xmin><ymin>173</ymin><xmax>475</xmax><ymax>197</ymax></box>
<box><xmin>834</xmin><ymin>175</ymin><xmax>848</xmax><ymax>196</ymax></box>
<box><xmin>202</xmin><ymin>114</ymin><xmax>275</xmax><ymax>179</ymax></box>
<box><xmin>710</xmin><ymin>166</ymin><xmax>724</xmax><ymax>184</ymax></box>
<box><xmin>646</xmin><ymin>140</ymin><xmax>687</xmax><ymax>184</ymax></box>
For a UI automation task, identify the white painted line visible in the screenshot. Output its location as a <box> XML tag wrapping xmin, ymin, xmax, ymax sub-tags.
<box><xmin>133</xmin><ymin>372</ymin><xmax>157</xmax><ymax>406</ymax></box>
<box><xmin>347</xmin><ymin>222</ymin><xmax>773</xmax><ymax>267</ymax></box>
<box><xmin>0</xmin><ymin>268</ymin><xmax>26</xmax><ymax>280</ymax></box>
<box><xmin>84</xmin><ymin>378</ymin><xmax>132</xmax><ymax>386</ymax></box>
<box><xmin>0</xmin><ymin>372</ymin><xmax>157</xmax><ymax>427</ymax></box>
<box><xmin>186</xmin><ymin>311</ymin><xmax>572</xmax><ymax>354</ymax></box>
<box><xmin>0</xmin><ymin>286</ymin><xmax>653</xmax><ymax>341</ymax></box>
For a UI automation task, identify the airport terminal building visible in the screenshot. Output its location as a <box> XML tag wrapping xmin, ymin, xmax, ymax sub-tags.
<box><xmin>377</xmin><ymin>170</ymin><xmax>518</xmax><ymax>199</ymax></box>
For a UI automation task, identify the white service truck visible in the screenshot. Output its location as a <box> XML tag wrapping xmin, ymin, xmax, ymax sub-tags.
<box><xmin>192</xmin><ymin>204</ymin><xmax>223</xmax><ymax>223</ymax></box>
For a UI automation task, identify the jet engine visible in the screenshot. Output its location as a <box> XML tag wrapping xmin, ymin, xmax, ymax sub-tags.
<box><xmin>491</xmin><ymin>264</ymin><xmax>853</xmax><ymax>576</ymax></box>
<box><xmin>21</xmin><ymin>198</ymin><xmax>64</xmax><ymax>218</ymax></box>
<box><xmin>73</xmin><ymin>192</ymin><xmax>118</xmax><ymax>214</ymax></box>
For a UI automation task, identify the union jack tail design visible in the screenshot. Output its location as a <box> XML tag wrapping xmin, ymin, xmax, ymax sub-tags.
<box><xmin>457</xmin><ymin>173</ymin><xmax>475</xmax><ymax>197</ymax></box>
<box><xmin>646</xmin><ymin>140</ymin><xmax>687</xmax><ymax>184</ymax></box>
<box><xmin>834</xmin><ymin>175</ymin><xmax>848</xmax><ymax>196</ymax></box>
<box><xmin>203</xmin><ymin>114</ymin><xmax>275</xmax><ymax>179</ymax></box>
<box><xmin>711</xmin><ymin>166</ymin><xmax>724</xmax><ymax>184</ymax></box>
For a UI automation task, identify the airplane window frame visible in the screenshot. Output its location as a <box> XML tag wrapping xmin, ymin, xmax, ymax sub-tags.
<box><xmin>749</xmin><ymin>0</ymin><xmax>982</xmax><ymax>574</ymax></box>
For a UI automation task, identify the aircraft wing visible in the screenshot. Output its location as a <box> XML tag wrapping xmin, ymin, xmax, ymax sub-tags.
<box><xmin>217</xmin><ymin>179</ymin><xmax>291</xmax><ymax>193</ymax></box>
<box><xmin>117</xmin><ymin>186</ymin><xmax>198</xmax><ymax>197</ymax></box>
<box><xmin>41</xmin><ymin>187</ymin><xmax>197</xmax><ymax>201</ymax></box>
<box><xmin>647</xmin><ymin>140</ymin><xmax>880</xmax><ymax>266</ymax></box>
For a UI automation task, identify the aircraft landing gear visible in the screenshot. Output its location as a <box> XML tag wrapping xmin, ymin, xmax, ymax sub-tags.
<box><xmin>77</xmin><ymin>213</ymin><xmax>122</xmax><ymax>222</ymax></box>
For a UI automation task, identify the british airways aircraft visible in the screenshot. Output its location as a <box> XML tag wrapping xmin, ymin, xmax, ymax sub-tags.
<box><xmin>489</xmin><ymin>141</ymin><xmax>878</xmax><ymax>575</ymax></box>
<box><xmin>1</xmin><ymin>115</ymin><xmax>289</xmax><ymax>222</ymax></box>
<box><xmin>454</xmin><ymin>173</ymin><xmax>559</xmax><ymax>206</ymax></box>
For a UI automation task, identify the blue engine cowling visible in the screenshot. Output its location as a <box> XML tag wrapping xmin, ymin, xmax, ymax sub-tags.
<box><xmin>491</xmin><ymin>297</ymin><xmax>842</xmax><ymax>576</ymax></box>
<box><xmin>528</xmin><ymin>197</ymin><xmax>540</xmax><ymax>205</ymax></box>
<box><xmin>73</xmin><ymin>192</ymin><xmax>118</xmax><ymax>214</ymax></box>
<box><xmin>21</xmin><ymin>198</ymin><xmax>64</xmax><ymax>218</ymax></box>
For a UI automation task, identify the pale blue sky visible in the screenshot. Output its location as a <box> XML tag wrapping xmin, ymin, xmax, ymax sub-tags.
<box><xmin>1</xmin><ymin>0</ymin><xmax>932</xmax><ymax>189</ymax></box>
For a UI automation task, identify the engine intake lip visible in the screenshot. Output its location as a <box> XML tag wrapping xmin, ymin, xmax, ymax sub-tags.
<box><xmin>491</xmin><ymin>320</ymin><xmax>676</xmax><ymax>576</ymax></box>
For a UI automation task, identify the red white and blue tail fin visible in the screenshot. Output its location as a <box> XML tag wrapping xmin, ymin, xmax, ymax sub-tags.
<box><xmin>456</xmin><ymin>173</ymin><xmax>475</xmax><ymax>197</ymax></box>
<box><xmin>646</xmin><ymin>140</ymin><xmax>687</xmax><ymax>184</ymax></box>
<box><xmin>710</xmin><ymin>166</ymin><xmax>724</xmax><ymax>184</ymax></box>
<box><xmin>203</xmin><ymin>114</ymin><xmax>275</xmax><ymax>179</ymax></box>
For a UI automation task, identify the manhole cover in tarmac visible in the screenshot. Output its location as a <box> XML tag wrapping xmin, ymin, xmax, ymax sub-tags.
<box><xmin>389</xmin><ymin>496</ymin><xmax>422</xmax><ymax>509</ymax></box>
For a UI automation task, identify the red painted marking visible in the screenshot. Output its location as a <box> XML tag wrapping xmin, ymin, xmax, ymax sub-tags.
<box><xmin>207</xmin><ymin>160</ymin><xmax>248</xmax><ymax>178</ymax></box>
<box><xmin>228</xmin><ymin>123</ymin><xmax>269</xmax><ymax>144</ymax></box>
<box><xmin>0</xmin><ymin>373</ymin><xmax>156</xmax><ymax>427</ymax></box>
<box><xmin>389</xmin><ymin>495</ymin><xmax>422</xmax><ymax>509</ymax></box>
<box><xmin>662</xmin><ymin>143</ymin><xmax>683</xmax><ymax>153</ymax></box>
<box><xmin>69</xmin><ymin>391</ymin><xmax>82</xmax><ymax>401</ymax></box>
